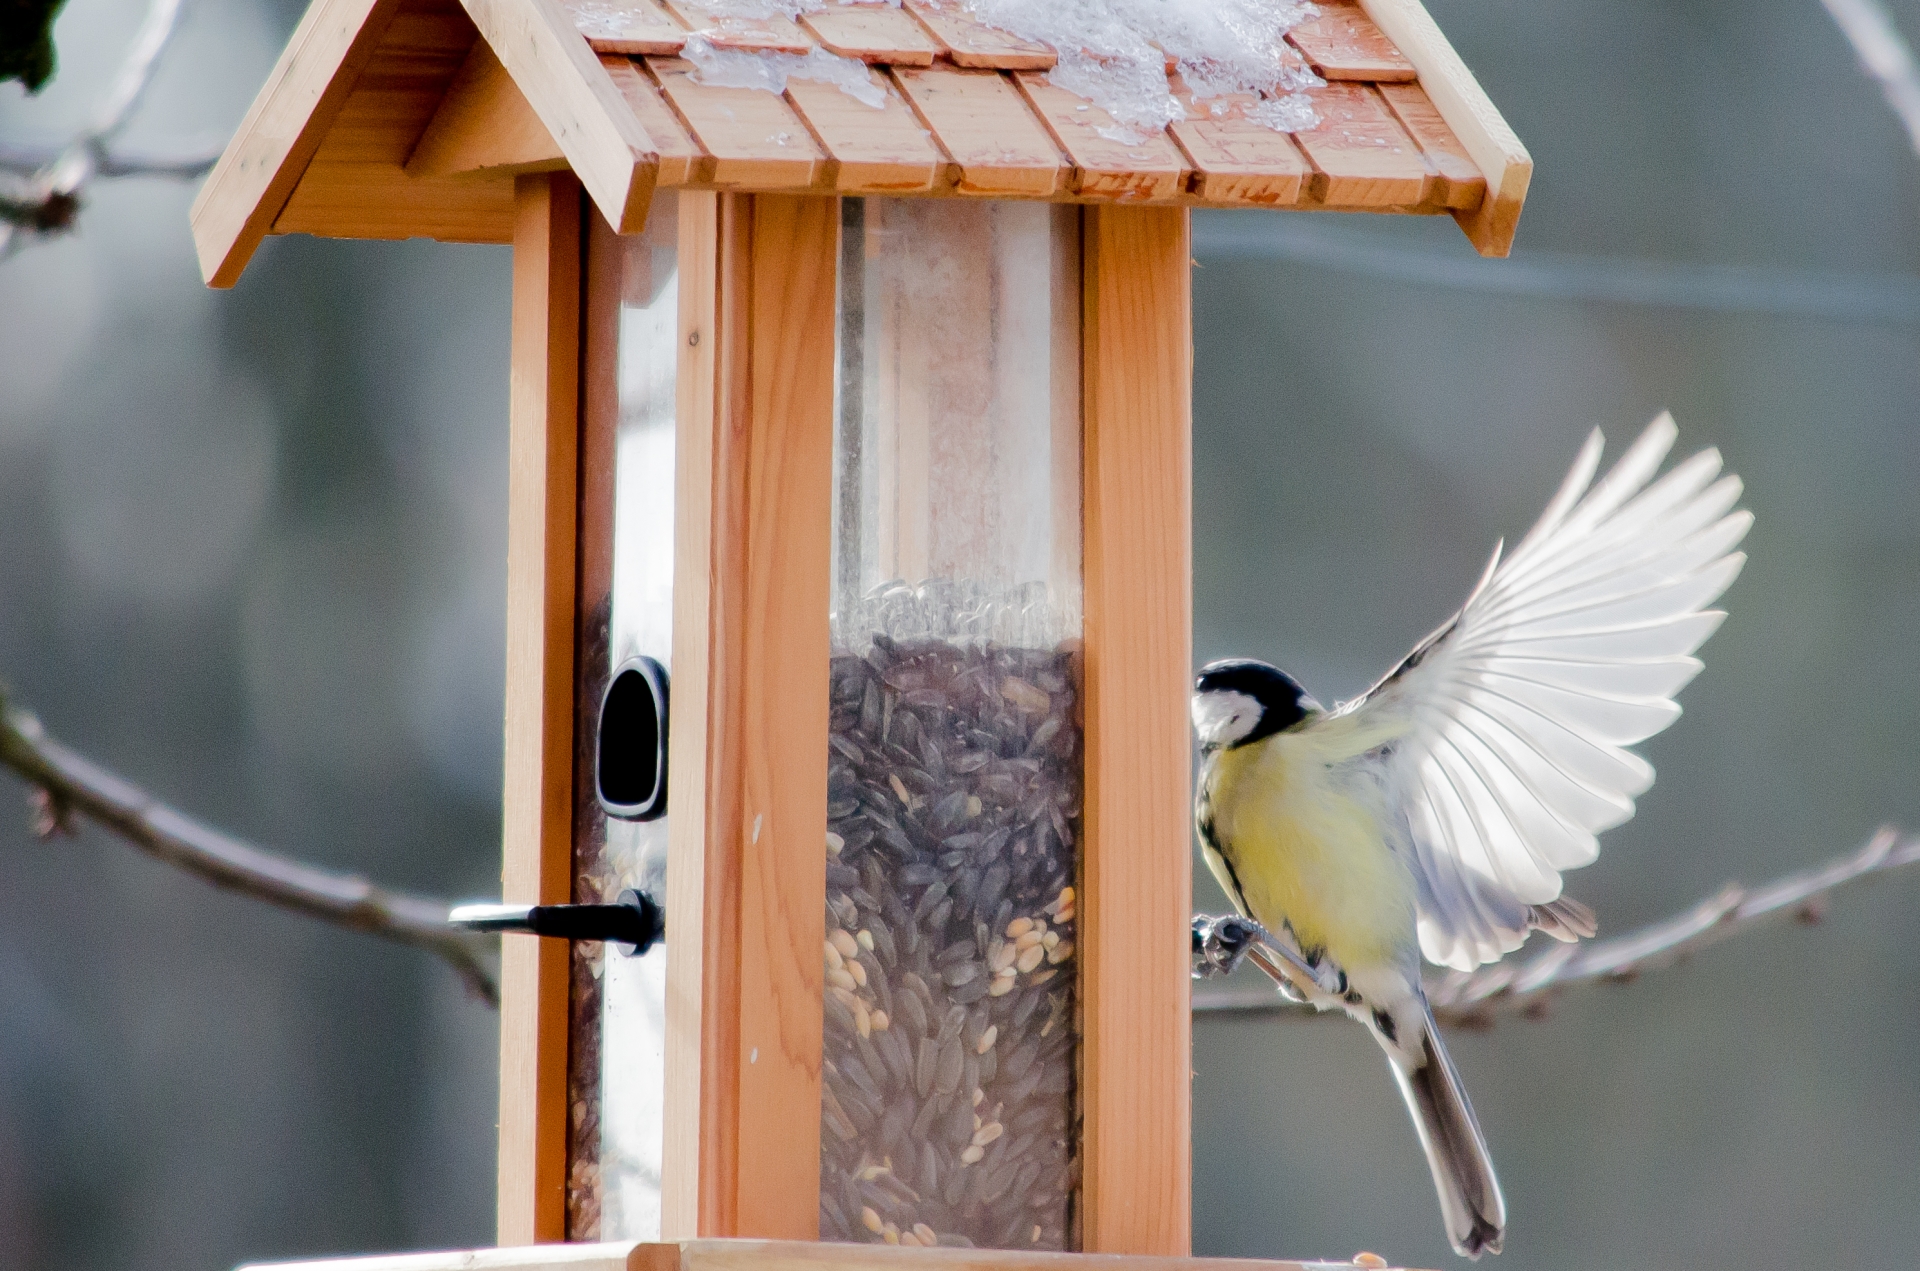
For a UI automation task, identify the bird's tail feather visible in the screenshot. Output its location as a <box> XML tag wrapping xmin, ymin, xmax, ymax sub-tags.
<box><xmin>1389</xmin><ymin>1003</ymin><xmax>1506</xmax><ymax>1259</ymax></box>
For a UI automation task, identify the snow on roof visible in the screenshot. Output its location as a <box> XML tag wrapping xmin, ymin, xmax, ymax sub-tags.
<box><xmin>192</xmin><ymin>0</ymin><xmax>1531</xmax><ymax>286</ymax></box>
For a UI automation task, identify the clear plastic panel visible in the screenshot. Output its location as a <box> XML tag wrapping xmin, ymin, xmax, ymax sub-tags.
<box><xmin>821</xmin><ymin>198</ymin><xmax>1083</xmax><ymax>1252</ymax></box>
<box><xmin>568</xmin><ymin>191</ymin><xmax>678</xmax><ymax>1242</ymax></box>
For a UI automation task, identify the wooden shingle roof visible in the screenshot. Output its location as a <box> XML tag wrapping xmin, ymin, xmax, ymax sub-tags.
<box><xmin>191</xmin><ymin>0</ymin><xmax>1530</xmax><ymax>287</ymax></box>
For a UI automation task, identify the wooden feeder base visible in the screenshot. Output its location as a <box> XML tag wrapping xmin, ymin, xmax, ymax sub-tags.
<box><xmin>240</xmin><ymin>1239</ymin><xmax>1426</xmax><ymax>1271</ymax></box>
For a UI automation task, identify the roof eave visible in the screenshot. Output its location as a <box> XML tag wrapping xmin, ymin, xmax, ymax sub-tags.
<box><xmin>189</xmin><ymin>0</ymin><xmax>405</xmax><ymax>288</ymax></box>
<box><xmin>1358</xmin><ymin>0</ymin><xmax>1532</xmax><ymax>256</ymax></box>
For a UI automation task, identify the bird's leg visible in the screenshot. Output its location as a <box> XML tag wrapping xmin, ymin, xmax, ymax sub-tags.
<box><xmin>1258</xmin><ymin>923</ymin><xmax>1350</xmax><ymax>1000</ymax></box>
<box><xmin>1193</xmin><ymin>914</ymin><xmax>1351</xmax><ymax>1006</ymax></box>
<box><xmin>1191</xmin><ymin>913</ymin><xmax>1266</xmax><ymax>979</ymax></box>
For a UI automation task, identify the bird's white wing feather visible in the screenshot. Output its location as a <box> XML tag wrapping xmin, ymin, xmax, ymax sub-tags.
<box><xmin>1347</xmin><ymin>415</ymin><xmax>1751</xmax><ymax>970</ymax></box>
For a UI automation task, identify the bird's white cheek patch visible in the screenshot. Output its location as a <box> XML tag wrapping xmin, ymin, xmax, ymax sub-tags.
<box><xmin>1192</xmin><ymin>689</ymin><xmax>1262</xmax><ymax>747</ymax></box>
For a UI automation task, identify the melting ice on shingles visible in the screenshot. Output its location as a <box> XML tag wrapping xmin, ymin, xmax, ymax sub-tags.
<box><xmin>683</xmin><ymin>32</ymin><xmax>888</xmax><ymax>108</ymax></box>
<box><xmin>678</xmin><ymin>0</ymin><xmax>1321</xmax><ymax>135</ymax></box>
<box><xmin>963</xmin><ymin>0</ymin><xmax>1324</xmax><ymax>139</ymax></box>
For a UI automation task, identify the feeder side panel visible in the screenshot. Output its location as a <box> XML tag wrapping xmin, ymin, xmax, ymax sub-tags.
<box><xmin>736</xmin><ymin>193</ymin><xmax>837</xmax><ymax>1238</ymax></box>
<box><xmin>1079</xmin><ymin>204</ymin><xmax>1193</xmax><ymax>1258</ymax></box>
<box><xmin>565</xmin><ymin>204</ymin><xmax>625</xmax><ymax>1243</ymax></box>
<box><xmin>662</xmin><ymin>191</ymin><xmax>733</xmax><ymax>1243</ymax></box>
<box><xmin>662</xmin><ymin>193</ymin><xmax>836</xmax><ymax>1240</ymax></box>
<box><xmin>502</xmin><ymin>171</ymin><xmax>587</xmax><ymax>1246</ymax></box>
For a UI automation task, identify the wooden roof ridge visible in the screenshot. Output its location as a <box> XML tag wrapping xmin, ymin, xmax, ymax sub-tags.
<box><xmin>190</xmin><ymin>0</ymin><xmax>1531</xmax><ymax>288</ymax></box>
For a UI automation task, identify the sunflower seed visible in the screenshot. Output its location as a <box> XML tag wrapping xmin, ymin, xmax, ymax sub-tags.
<box><xmin>896</xmin><ymin>986</ymin><xmax>929</xmax><ymax>1038</ymax></box>
<box><xmin>935</xmin><ymin>1037</ymin><xmax>964</xmax><ymax>1095</ymax></box>
<box><xmin>820</xmin><ymin>640</ymin><xmax>1083</xmax><ymax>1250</ymax></box>
<box><xmin>943</xmin><ymin>1092</ymin><xmax>975</xmax><ymax>1148</ymax></box>
<box><xmin>942</xmin><ymin>961</ymin><xmax>981</xmax><ymax>988</ymax></box>
<box><xmin>914</xmin><ymin>1038</ymin><xmax>936</xmax><ymax>1097</ymax></box>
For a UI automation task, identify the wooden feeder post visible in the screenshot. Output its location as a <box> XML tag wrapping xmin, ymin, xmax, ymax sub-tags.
<box><xmin>194</xmin><ymin>3</ymin><xmax>1529</xmax><ymax>1268</ymax></box>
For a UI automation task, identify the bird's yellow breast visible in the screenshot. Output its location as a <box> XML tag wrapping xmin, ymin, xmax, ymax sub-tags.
<box><xmin>1201</xmin><ymin>730</ymin><xmax>1415</xmax><ymax>972</ymax></box>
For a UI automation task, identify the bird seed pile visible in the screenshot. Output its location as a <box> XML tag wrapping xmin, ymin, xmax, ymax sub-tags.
<box><xmin>820</xmin><ymin>635</ymin><xmax>1082</xmax><ymax>1250</ymax></box>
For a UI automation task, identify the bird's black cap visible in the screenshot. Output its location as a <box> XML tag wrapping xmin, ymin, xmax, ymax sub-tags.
<box><xmin>1194</xmin><ymin>658</ymin><xmax>1315</xmax><ymax>746</ymax></box>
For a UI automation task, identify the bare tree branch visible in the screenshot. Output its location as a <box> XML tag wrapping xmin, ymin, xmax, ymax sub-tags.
<box><xmin>0</xmin><ymin>140</ymin><xmax>222</xmax><ymax>179</ymax></box>
<box><xmin>1821</xmin><ymin>0</ymin><xmax>1920</xmax><ymax>157</ymax></box>
<box><xmin>0</xmin><ymin>689</ymin><xmax>499</xmax><ymax>1006</ymax></box>
<box><xmin>0</xmin><ymin>0</ymin><xmax>201</xmax><ymax>251</ymax></box>
<box><xmin>1193</xmin><ymin>826</ymin><xmax>1920</xmax><ymax>1026</ymax></box>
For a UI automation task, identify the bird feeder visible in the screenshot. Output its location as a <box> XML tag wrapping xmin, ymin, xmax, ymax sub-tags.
<box><xmin>194</xmin><ymin>1</ymin><xmax>1528</xmax><ymax>1267</ymax></box>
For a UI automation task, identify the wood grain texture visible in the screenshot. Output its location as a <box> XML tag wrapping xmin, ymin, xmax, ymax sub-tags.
<box><xmin>799</xmin><ymin>2</ymin><xmax>937</xmax><ymax>66</ymax></box>
<box><xmin>892</xmin><ymin>66</ymin><xmax>1064</xmax><ymax>196</ymax></box>
<box><xmin>500</xmin><ymin>172</ymin><xmax>584</xmax><ymax>1248</ymax></box>
<box><xmin>239</xmin><ymin>1239</ymin><xmax>1425</xmax><ymax>1271</ymax></box>
<box><xmin>190</xmin><ymin>0</ymin><xmax>405</xmax><ymax>286</ymax></box>
<box><xmin>287</xmin><ymin>2</ymin><xmax>474</xmax><ymax>163</ymax></box>
<box><xmin>1285</xmin><ymin>0</ymin><xmax>1416</xmax><ymax>81</ymax></box>
<box><xmin>1014</xmin><ymin>73</ymin><xmax>1186</xmax><ymax>201</ymax></box>
<box><xmin>1356</xmin><ymin>0</ymin><xmax>1529</xmax><ymax>254</ymax></box>
<box><xmin>272</xmin><ymin>158</ymin><xmax>517</xmax><ymax>239</ymax></box>
<box><xmin>662</xmin><ymin>191</ymin><xmax>729</xmax><ymax>1244</ymax></box>
<box><xmin>785</xmin><ymin>68</ymin><xmax>943</xmax><ymax>193</ymax></box>
<box><xmin>267</xmin><ymin>1</ymin><xmax>521</xmax><ymax>242</ymax></box>
<box><xmin>408</xmin><ymin>37</ymin><xmax>568</xmax><ymax>177</ymax></box>
<box><xmin>1294</xmin><ymin>81</ymin><xmax>1428</xmax><ymax>208</ymax></box>
<box><xmin>662</xmin><ymin>194</ymin><xmax>835</xmax><ymax>1240</ymax></box>
<box><xmin>663</xmin><ymin>0</ymin><xmax>811</xmax><ymax>52</ymax></box>
<box><xmin>461</xmin><ymin>0</ymin><xmax>661</xmax><ymax>231</ymax></box>
<box><xmin>1079</xmin><ymin>204</ymin><xmax>1193</xmax><ymax>1259</ymax></box>
<box><xmin>903</xmin><ymin>0</ymin><xmax>1055</xmax><ymax>69</ymax></box>
<box><xmin>730</xmin><ymin>192</ymin><xmax>835</xmax><ymax>1240</ymax></box>
<box><xmin>1166</xmin><ymin>80</ymin><xmax>1310</xmax><ymax>207</ymax></box>
<box><xmin>567</xmin><ymin>0</ymin><xmax>687</xmax><ymax>54</ymax></box>
<box><xmin>601</xmin><ymin>55</ymin><xmax>708</xmax><ymax>185</ymax></box>
<box><xmin>1377</xmin><ymin>81</ymin><xmax>1483</xmax><ymax>210</ymax></box>
<box><xmin>649</xmin><ymin>57</ymin><xmax>826</xmax><ymax>190</ymax></box>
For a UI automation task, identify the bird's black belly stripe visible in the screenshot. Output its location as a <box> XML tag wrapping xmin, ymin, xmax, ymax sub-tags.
<box><xmin>1218</xmin><ymin>851</ymin><xmax>1254</xmax><ymax>917</ymax></box>
<box><xmin>1199</xmin><ymin>802</ymin><xmax>1256</xmax><ymax>918</ymax></box>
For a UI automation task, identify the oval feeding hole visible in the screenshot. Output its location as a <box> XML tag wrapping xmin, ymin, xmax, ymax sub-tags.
<box><xmin>598</xmin><ymin>656</ymin><xmax>668</xmax><ymax>821</ymax></box>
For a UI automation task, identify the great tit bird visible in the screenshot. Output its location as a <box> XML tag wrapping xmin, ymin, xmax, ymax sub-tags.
<box><xmin>1191</xmin><ymin>416</ymin><xmax>1749</xmax><ymax>1258</ymax></box>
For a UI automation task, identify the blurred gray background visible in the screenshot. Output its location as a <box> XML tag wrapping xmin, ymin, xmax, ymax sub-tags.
<box><xmin>1</xmin><ymin>0</ymin><xmax>1915</xmax><ymax>1268</ymax></box>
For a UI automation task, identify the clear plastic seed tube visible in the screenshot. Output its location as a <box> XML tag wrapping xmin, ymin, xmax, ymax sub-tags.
<box><xmin>821</xmin><ymin>198</ymin><xmax>1083</xmax><ymax>1252</ymax></box>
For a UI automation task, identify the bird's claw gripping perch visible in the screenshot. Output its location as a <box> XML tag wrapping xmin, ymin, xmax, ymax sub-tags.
<box><xmin>1191</xmin><ymin>912</ymin><xmax>1345</xmax><ymax>1002</ymax></box>
<box><xmin>1191</xmin><ymin>913</ymin><xmax>1263</xmax><ymax>978</ymax></box>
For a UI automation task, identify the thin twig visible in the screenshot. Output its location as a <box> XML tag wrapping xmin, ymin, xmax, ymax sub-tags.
<box><xmin>1821</xmin><ymin>0</ymin><xmax>1920</xmax><ymax>157</ymax></box>
<box><xmin>0</xmin><ymin>140</ymin><xmax>222</xmax><ymax>179</ymax></box>
<box><xmin>0</xmin><ymin>0</ymin><xmax>194</xmax><ymax>250</ymax></box>
<box><xmin>1193</xmin><ymin>826</ymin><xmax>1920</xmax><ymax>1026</ymax></box>
<box><xmin>0</xmin><ymin>690</ymin><xmax>499</xmax><ymax>1006</ymax></box>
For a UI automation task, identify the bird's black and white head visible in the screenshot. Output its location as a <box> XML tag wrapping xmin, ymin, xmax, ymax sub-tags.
<box><xmin>1191</xmin><ymin>658</ymin><xmax>1320</xmax><ymax>751</ymax></box>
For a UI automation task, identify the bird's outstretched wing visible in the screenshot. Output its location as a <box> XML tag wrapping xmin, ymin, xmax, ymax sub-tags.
<box><xmin>1345</xmin><ymin>415</ymin><xmax>1751</xmax><ymax>971</ymax></box>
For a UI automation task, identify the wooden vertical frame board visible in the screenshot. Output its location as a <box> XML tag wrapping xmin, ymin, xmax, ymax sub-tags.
<box><xmin>661</xmin><ymin>190</ymin><xmax>731</xmax><ymax>1244</ymax></box>
<box><xmin>501</xmin><ymin>171</ymin><xmax>586</xmax><ymax>1247</ymax></box>
<box><xmin>1079</xmin><ymin>205</ymin><xmax>1194</xmax><ymax>1258</ymax></box>
<box><xmin>564</xmin><ymin>204</ymin><xmax>628</xmax><ymax>1240</ymax></box>
<box><xmin>663</xmin><ymin>193</ymin><xmax>837</xmax><ymax>1241</ymax></box>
